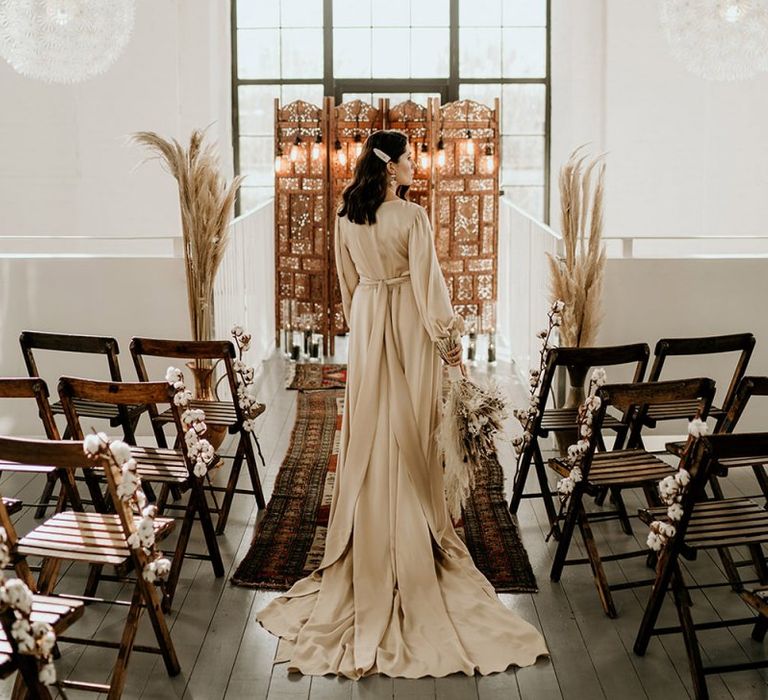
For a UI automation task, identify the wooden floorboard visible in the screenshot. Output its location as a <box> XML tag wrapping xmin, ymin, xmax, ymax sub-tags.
<box><xmin>1</xmin><ymin>354</ymin><xmax>766</xmax><ymax>699</ymax></box>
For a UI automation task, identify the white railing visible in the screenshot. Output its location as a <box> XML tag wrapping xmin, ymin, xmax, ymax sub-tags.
<box><xmin>498</xmin><ymin>197</ymin><xmax>561</xmax><ymax>378</ymax></box>
<box><xmin>214</xmin><ymin>199</ymin><xmax>276</xmax><ymax>375</ymax></box>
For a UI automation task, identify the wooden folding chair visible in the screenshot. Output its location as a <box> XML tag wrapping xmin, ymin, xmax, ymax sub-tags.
<box><xmin>634</xmin><ymin>432</ymin><xmax>768</xmax><ymax>700</ymax></box>
<box><xmin>645</xmin><ymin>333</ymin><xmax>755</xmax><ymax>431</ymax></box>
<box><xmin>0</xmin><ymin>436</ymin><xmax>180</xmax><ymax>699</ymax></box>
<box><xmin>0</xmin><ymin>579</ymin><xmax>85</xmax><ymax>700</ymax></box>
<box><xmin>57</xmin><ymin>377</ymin><xmax>224</xmax><ymax>611</ymax></box>
<box><xmin>0</xmin><ymin>378</ymin><xmax>82</xmax><ymax>515</ymax></box>
<box><xmin>549</xmin><ymin>378</ymin><xmax>716</xmax><ymax>618</ymax></box>
<box><xmin>19</xmin><ymin>331</ymin><xmax>145</xmax><ymax>517</ymax></box>
<box><xmin>130</xmin><ymin>337</ymin><xmax>266</xmax><ymax>534</ymax></box>
<box><xmin>508</xmin><ymin>343</ymin><xmax>650</xmax><ymax>536</ymax></box>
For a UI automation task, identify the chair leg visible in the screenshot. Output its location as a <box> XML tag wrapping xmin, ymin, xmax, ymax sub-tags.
<box><xmin>37</xmin><ymin>558</ymin><xmax>61</xmax><ymax>595</ymax></box>
<box><xmin>135</xmin><ymin>560</ymin><xmax>180</xmax><ymax>677</ymax></box>
<box><xmin>34</xmin><ymin>472</ymin><xmax>59</xmax><ymax>519</ymax></box>
<box><xmin>532</xmin><ymin>443</ymin><xmax>560</xmax><ymax>539</ymax></box>
<box><xmin>611</xmin><ymin>487</ymin><xmax>634</xmax><ymax>535</ymax></box>
<box><xmin>509</xmin><ymin>443</ymin><xmax>534</xmax><ymax>515</ymax></box>
<box><xmin>156</xmin><ymin>483</ymin><xmax>171</xmax><ymax>514</ymax></box>
<box><xmin>215</xmin><ymin>439</ymin><xmax>245</xmax><ymax>535</ymax></box>
<box><xmin>577</xmin><ymin>507</ymin><xmax>618</xmax><ymax>617</ymax></box>
<box><xmin>751</xmin><ymin>615</ymin><xmax>768</xmax><ymax>642</ymax></box>
<box><xmin>550</xmin><ymin>487</ymin><xmax>583</xmax><ymax>582</ymax></box>
<box><xmin>84</xmin><ymin>564</ymin><xmax>103</xmax><ymax>599</ymax></box>
<box><xmin>106</xmin><ymin>586</ymin><xmax>144</xmax><ymax>700</ymax></box>
<box><xmin>243</xmin><ymin>431</ymin><xmax>266</xmax><ymax>510</ymax></box>
<box><xmin>671</xmin><ymin>567</ymin><xmax>709</xmax><ymax>700</ymax></box>
<box><xmin>164</xmin><ymin>495</ymin><xmax>197</xmax><ymax>612</ymax></box>
<box><xmin>634</xmin><ymin>552</ymin><xmax>679</xmax><ymax>656</ymax></box>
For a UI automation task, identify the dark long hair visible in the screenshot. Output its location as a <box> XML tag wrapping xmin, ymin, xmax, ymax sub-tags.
<box><xmin>338</xmin><ymin>130</ymin><xmax>409</xmax><ymax>225</ymax></box>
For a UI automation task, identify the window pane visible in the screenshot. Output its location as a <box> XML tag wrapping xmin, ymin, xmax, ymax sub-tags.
<box><xmin>409</xmin><ymin>92</ymin><xmax>441</xmax><ymax>104</ymax></box>
<box><xmin>342</xmin><ymin>93</ymin><xmax>374</xmax><ymax>103</ymax></box>
<box><xmin>373</xmin><ymin>92</ymin><xmax>410</xmax><ymax>104</ymax></box>
<box><xmin>333</xmin><ymin>0</ymin><xmax>371</xmax><ymax>27</ymax></box>
<box><xmin>459</xmin><ymin>0</ymin><xmax>501</xmax><ymax>27</ymax></box>
<box><xmin>459</xmin><ymin>28</ymin><xmax>501</xmax><ymax>77</ymax></box>
<box><xmin>372</xmin><ymin>0</ymin><xmax>410</xmax><ymax>27</ymax></box>
<box><xmin>503</xmin><ymin>0</ymin><xmax>547</xmax><ymax>26</ymax></box>
<box><xmin>237</xmin><ymin>0</ymin><xmax>279</xmax><ymax>28</ymax></box>
<box><xmin>372</xmin><ymin>28</ymin><xmax>410</xmax><ymax>78</ymax></box>
<box><xmin>502</xmin><ymin>84</ymin><xmax>545</xmax><ymax>134</ymax></box>
<box><xmin>239</xmin><ymin>85</ymin><xmax>279</xmax><ymax>136</ymax></box>
<box><xmin>502</xmin><ymin>27</ymin><xmax>546</xmax><ymax>77</ymax></box>
<box><xmin>239</xmin><ymin>136</ymin><xmax>274</xmax><ymax>185</ymax></box>
<box><xmin>459</xmin><ymin>82</ymin><xmax>501</xmax><ymax>107</ymax></box>
<box><xmin>281</xmin><ymin>28</ymin><xmax>323</xmax><ymax>78</ymax></box>
<box><xmin>504</xmin><ymin>186</ymin><xmax>544</xmax><ymax>220</ymax></box>
<box><xmin>502</xmin><ymin>135</ymin><xmax>544</xmax><ymax>185</ymax></box>
<box><xmin>237</xmin><ymin>29</ymin><xmax>280</xmax><ymax>79</ymax></box>
<box><xmin>281</xmin><ymin>84</ymin><xmax>324</xmax><ymax>105</ymax></box>
<box><xmin>410</xmin><ymin>28</ymin><xmax>449</xmax><ymax>77</ymax></box>
<box><xmin>281</xmin><ymin>0</ymin><xmax>322</xmax><ymax>27</ymax></box>
<box><xmin>411</xmin><ymin>0</ymin><xmax>449</xmax><ymax>27</ymax></box>
<box><xmin>334</xmin><ymin>28</ymin><xmax>372</xmax><ymax>77</ymax></box>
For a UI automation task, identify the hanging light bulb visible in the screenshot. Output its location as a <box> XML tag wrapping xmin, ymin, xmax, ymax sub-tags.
<box><xmin>353</xmin><ymin>132</ymin><xmax>363</xmax><ymax>158</ymax></box>
<box><xmin>436</xmin><ymin>137</ymin><xmax>446</xmax><ymax>168</ymax></box>
<box><xmin>419</xmin><ymin>142</ymin><xmax>430</xmax><ymax>170</ymax></box>
<box><xmin>311</xmin><ymin>133</ymin><xmax>322</xmax><ymax>161</ymax></box>
<box><xmin>290</xmin><ymin>134</ymin><xmax>301</xmax><ymax>162</ymax></box>
<box><xmin>484</xmin><ymin>143</ymin><xmax>494</xmax><ymax>172</ymax></box>
<box><xmin>274</xmin><ymin>145</ymin><xmax>284</xmax><ymax>174</ymax></box>
<box><xmin>335</xmin><ymin>138</ymin><xmax>347</xmax><ymax>167</ymax></box>
<box><xmin>464</xmin><ymin>129</ymin><xmax>474</xmax><ymax>155</ymax></box>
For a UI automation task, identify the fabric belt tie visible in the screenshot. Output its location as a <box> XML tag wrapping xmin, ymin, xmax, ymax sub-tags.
<box><xmin>358</xmin><ymin>271</ymin><xmax>410</xmax><ymax>288</ymax></box>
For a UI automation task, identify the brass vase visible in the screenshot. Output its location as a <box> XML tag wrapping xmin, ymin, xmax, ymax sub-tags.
<box><xmin>186</xmin><ymin>360</ymin><xmax>227</xmax><ymax>451</ymax></box>
<box><xmin>554</xmin><ymin>364</ymin><xmax>588</xmax><ymax>456</ymax></box>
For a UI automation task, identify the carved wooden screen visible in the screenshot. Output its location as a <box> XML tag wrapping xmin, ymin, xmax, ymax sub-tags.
<box><xmin>274</xmin><ymin>99</ymin><xmax>330</xmax><ymax>353</ymax></box>
<box><xmin>328</xmin><ymin>97</ymin><xmax>385</xmax><ymax>351</ymax></box>
<box><xmin>431</xmin><ymin>98</ymin><xmax>500</xmax><ymax>335</ymax></box>
<box><xmin>383</xmin><ymin>99</ymin><xmax>433</xmax><ymax>213</ymax></box>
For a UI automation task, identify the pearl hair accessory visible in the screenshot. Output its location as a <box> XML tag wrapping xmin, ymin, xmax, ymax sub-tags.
<box><xmin>372</xmin><ymin>147</ymin><xmax>391</xmax><ymax>163</ymax></box>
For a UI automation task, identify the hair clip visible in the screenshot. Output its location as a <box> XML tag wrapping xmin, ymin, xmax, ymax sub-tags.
<box><xmin>372</xmin><ymin>147</ymin><xmax>391</xmax><ymax>163</ymax></box>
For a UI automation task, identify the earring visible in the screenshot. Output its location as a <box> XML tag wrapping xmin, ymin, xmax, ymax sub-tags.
<box><xmin>389</xmin><ymin>173</ymin><xmax>397</xmax><ymax>189</ymax></box>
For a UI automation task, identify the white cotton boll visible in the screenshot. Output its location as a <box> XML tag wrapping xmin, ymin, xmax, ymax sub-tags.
<box><xmin>659</xmin><ymin>475</ymin><xmax>679</xmax><ymax>502</ymax></box>
<box><xmin>667</xmin><ymin>503</ymin><xmax>684</xmax><ymax>521</ymax></box>
<box><xmin>83</xmin><ymin>433</ymin><xmax>103</xmax><ymax>455</ymax></box>
<box><xmin>243</xmin><ymin>367</ymin><xmax>255</xmax><ymax>382</ymax></box>
<box><xmin>688</xmin><ymin>418</ymin><xmax>708</xmax><ymax>438</ymax></box>
<box><xmin>577</xmin><ymin>439</ymin><xmax>589</xmax><ymax>454</ymax></box>
<box><xmin>173</xmin><ymin>380</ymin><xmax>184</xmax><ymax>390</ymax></box>
<box><xmin>233</xmin><ymin>360</ymin><xmax>246</xmax><ymax>373</ymax></box>
<box><xmin>675</xmin><ymin>469</ymin><xmax>691</xmax><ymax>487</ymax></box>
<box><xmin>232</xmin><ymin>325</ymin><xmax>244</xmax><ymax>337</ymax></box>
<box><xmin>571</xmin><ymin>466</ymin><xmax>583</xmax><ymax>483</ymax></box>
<box><xmin>242</xmin><ymin>419</ymin><xmax>254</xmax><ymax>433</ymax></box>
<box><xmin>646</xmin><ymin>531</ymin><xmax>663</xmax><ymax>551</ymax></box>
<box><xmin>567</xmin><ymin>444</ymin><xmax>581</xmax><ymax>461</ymax></box>
<box><xmin>0</xmin><ymin>548</ymin><xmax>10</xmax><ymax>570</ymax></box>
<box><xmin>552</xmin><ymin>300</ymin><xmax>565</xmax><ymax>313</ymax></box>
<box><xmin>136</xmin><ymin>489</ymin><xmax>147</xmax><ymax>510</ymax></box>
<box><xmin>127</xmin><ymin>532</ymin><xmax>141</xmax><ymax>549</ymax></box>
<box><xmin>182</xmin><ymin>409</ymin><xmax>194</xmax><ymax>424</ymax></box>
<box><xmin>199</xmin><ymin>440</ymin><xmax>214</xmax><ymax>460</ymax></box>
<box><xmin>36</xmin><ymin>627</ymin><xmax>56</xmax><ymax>656</ymax></box>
<box><xmin>154</xmin><ymin>557</ymin><xmax>171</xmax><ymax>580</ymax></box>
<box><xmin>193</xmin><ymin>421</ymin><xmax>207</xmax><ymax>435</ymax></box>
<box><xmin>659</xmin><ymin>522</ymin><xmax>676</xmax><ymax>539</ymax></box>
<box><xmin>39</xmin><ymin>662</ymin><xmax>57</xmax><ymax>686</ymax></box>
<box><xmin>185</xmin><ymin>428</ymin><xmax>198</xmax><ymax>446</ymax></box>
<box><xmin>109</xmin><ymin>441</ymin><xmax>132</xmax><ymax>465</ymax></box>
<box><xmin>12</xmin><ymin>620</ymin><xmax>35</xmax><ymax>653</ymax></box>
<box><xmin>192</xmin><ymin>409</ymin><xmax>206</xmax><ymax>422</ymax></box>
<box><xmin>591</xmin><ymin>368</ymin><xmax>607</xmax><ymax>386</ymax></box>
<box><xmin>557</xmin><ymin>477</ymin><xmax>574</xmax><ymax>495</ymax></box>
<box><xmin>165</xmin><ymin>367</ymin><xmax>182</xmax><ymax>384</ymax></box>
<box><xmin>143</xmin><ymin>562</ymin><xmax>157</xmax><ymax>583</ymax></box>
<box><xmin>580</xmin><ymin>424</ymin><xmax>590</xmax><ymax>437</ymax></box>
<box><xmin>2</xmin><ymin>579</ymin><xmax>33</xmax><ymax>614</ymax></box>
<box><xmin>194</xmin><ymin>460</ymin><xmax>207</xmax><ymax>477</ymax></box>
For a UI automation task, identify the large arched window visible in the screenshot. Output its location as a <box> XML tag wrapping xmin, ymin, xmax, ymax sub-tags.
<box><xmin>232</xmin><ymin>0</ymin><xmax>550</xmax><ymax>220</ymax></box>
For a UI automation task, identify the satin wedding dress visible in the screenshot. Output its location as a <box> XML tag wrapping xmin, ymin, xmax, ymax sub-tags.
<box><xmin>256</xmin><ymin>199</ymin><xmax>548</xmax><ymax>678</ymax></box>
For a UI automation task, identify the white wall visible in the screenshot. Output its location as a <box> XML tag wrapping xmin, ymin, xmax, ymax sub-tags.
<box><xmin>551</xmin><ymin>0</ymin><xmax>768</xmax><ymax>239</ymax></box>
<box><xmin>0</xmin><ymin>0</ymin><xmax>233</xmax><ymax>239</ymax></box>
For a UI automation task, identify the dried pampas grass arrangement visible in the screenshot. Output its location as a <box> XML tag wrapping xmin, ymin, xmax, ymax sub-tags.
<box><xmin>132</xmin><ymin>129</ymin><xmax>243</xmax><ymax>342</ymax></box>
<box><xmin>547</xmin><ymin>147</ymin><xmax>607</xmax><ymax>347</ymax></box>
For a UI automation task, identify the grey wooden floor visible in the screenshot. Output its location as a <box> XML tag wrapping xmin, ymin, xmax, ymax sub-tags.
<box><xmin>1</xmin><ymin>354</ymin><xmax>767</xmax><ymax>699</ymax></box>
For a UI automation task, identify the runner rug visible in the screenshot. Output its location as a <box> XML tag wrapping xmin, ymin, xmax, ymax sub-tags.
<box><xmin>232</xmin><ymin>389</ymin><xmax>537</xmax><ymax>593</ymax></box>
<box><xmin>286</xmin><ymin>363</ymin><xmax>347</xmax><ymax>391</ymax></box>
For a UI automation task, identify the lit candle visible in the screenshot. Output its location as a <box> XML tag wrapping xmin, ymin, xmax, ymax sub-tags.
<box><xmin>311</xmin><ymin>135</ymin><xmax>322</xmax><ymax>160</ymax></box>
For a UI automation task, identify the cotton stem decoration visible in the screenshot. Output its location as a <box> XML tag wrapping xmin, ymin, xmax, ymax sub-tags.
<box><xmin>646</xmin><ymin>416</ymin><xmax>708</xmax><ymax>552</ymax></box>
<box><xmin>165</xmin><ymin>367</ymin><xmax>216</xmax><ymax>477</ymax></box>
<box><xmin>83</xmin><ymin>434</ymin><xmax>172</xmax><ymax>584</ymax></box>
<box><xmin>0</xmin><ymin>530</ymin><xmax>57</xmax><ymax>685</ymax></box>
<box><xmin>231</xmin><ymin>325</ymin><xmax>261</xmax><ymax>432</ymax></box>
<box><xmin>437</xmin><ymin>327</ymin><xmax>509</xmax><ymax>521</ymax></box>
<box><xmin>132</xmin><ymin>129</ymin><xmax>243</xmax><ymax>342</ymax></box>
<box><xmin>548</xmin><ymin>147</ymin><xmax>606</xmax><ymax>347</ymax></box>
<box><xmin>546</xmin><ymin>367</ymin><xmax>607</xmax><ymax>541</ymax></box>
<box><xmin>511</xmin><ymin>300</ymin><xmax>564</xmax><ymax>483</ymax></box>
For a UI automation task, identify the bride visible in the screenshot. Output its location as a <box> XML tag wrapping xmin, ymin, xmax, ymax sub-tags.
<box><xmin>256</xmin><ymin>129</ymin><xmax>548</xmax><ymax>679</ymax></box>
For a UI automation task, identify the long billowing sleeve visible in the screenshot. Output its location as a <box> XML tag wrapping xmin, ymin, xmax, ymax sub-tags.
<box><xmin>334</xmin><ymin>215</ymin><xmax>358</xmax><ymax>323</ymax></box>
<box><xmin>408</xmin><ymin>206</ymin><xmax>464</xmax><ymax>342</ymax></box>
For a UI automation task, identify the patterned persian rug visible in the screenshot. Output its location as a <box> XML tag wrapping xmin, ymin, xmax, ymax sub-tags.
<box><xmin>232</xmin><ymin>389</ymin><xmax>537</xmax><ymax>593</ymax></box>
<box><xmin>286</xmin><ymin>363</ymin><xmax>347</xmax><ymax>391</ymax></box>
